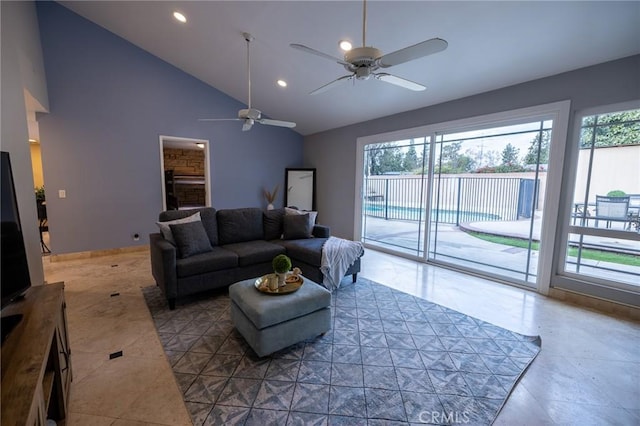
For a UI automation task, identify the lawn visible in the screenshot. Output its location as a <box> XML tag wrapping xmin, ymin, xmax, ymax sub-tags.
<box><xmin>468</xmin><ymin>231</ymin><xmax>640</xmax><ymax>267</ymax></box>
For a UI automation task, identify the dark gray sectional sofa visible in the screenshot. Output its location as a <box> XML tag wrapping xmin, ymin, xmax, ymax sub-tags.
<box><xmin>149</xmin><ymin>207</ymin><xmax>362</xmax><ymax>309</ymax></box>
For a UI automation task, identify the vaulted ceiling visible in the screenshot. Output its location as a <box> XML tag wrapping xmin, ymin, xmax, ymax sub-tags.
<box><xmin>59</xmin><ymin>1</ymin><xmax>640</xmax><ymax>135</ymax></box>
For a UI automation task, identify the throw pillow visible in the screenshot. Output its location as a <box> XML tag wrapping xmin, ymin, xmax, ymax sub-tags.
<box><xmin>169</xmin><ymin>220</ymin><xmax>213</xmax><ymax>258</ymax></box>
<box><xmin>285</xmin><ymin>207</ymin><xmax>317</xmax><ymax>230</ymax></box>
<box><xmin>283</xmin><ymin>213</ymin><xmax>313</xmax><ymax>240</ymax></box>
<box><xmin>156</xmin><ymin>211</ymin><xmax>201</xmax><ymax>245</ymax></box>
<box><xmin>263</xmin><ymin>208</ymin><xmax>285</xmax><ymax>240</ymax></box>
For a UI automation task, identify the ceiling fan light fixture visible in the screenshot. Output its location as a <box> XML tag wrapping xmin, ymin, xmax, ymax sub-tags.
<box><xmin>339</xmin><ymin>40</ymin><xmax>352</xmax><ymax>51</ymax></box>
<box><xmin>290</xmin><ymin>0</ymin><xmax>447</xmax><ymax>95</ymax></box>
<box><xmin>173</xmin><ymin>11</ymin><xmax>187</xmax><ymax>23</ymax></box>
<box><xmin>277</xmin><ymin>79</ymin><xmax>288</xmax><ymax>88</ymax></box>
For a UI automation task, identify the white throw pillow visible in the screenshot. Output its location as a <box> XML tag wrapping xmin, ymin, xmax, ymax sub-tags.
<box><xmin>285</xmin><ymin>207</ymin><xmax>317</xmax><ymax>229</ymax></box>
<box><xmin>156</xmin><ymin>211</ymin><xmax>202</xmax><ymax>245</ymax></box>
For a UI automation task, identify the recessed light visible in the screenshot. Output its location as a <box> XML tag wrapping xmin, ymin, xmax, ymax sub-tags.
<box><xmin>339</xmin><ymin>40</ymin><xmax>352</xmax><ymax>51</ymax></box>
<box><xmin>277</xmin><ymin>79</ymin><xmax>287</xmax><ymax>88</ymax></box>
<box><xmin>196</xmin><ymin>143</ymin><xmax>205</xmax><ymax>149</ymax></box>
<box><xmin>173</xmin><ymin>11</ymin><xmax>187</xmax><ymax>23</ymax></box>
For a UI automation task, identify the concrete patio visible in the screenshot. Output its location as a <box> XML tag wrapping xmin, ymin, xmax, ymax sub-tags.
<box><xmin>362</xmin><ymin>216</ymin><xmax>640</xmax><ymax>287</ymax></box>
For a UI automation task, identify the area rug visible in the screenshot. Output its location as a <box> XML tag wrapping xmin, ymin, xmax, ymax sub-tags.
<box><xmin>142</xmin><ymin>277</ymin><xmax>541</xmax><ymax>425</ymax></box>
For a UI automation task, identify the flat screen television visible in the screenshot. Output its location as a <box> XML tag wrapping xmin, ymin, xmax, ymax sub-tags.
<box><xmin>1</xmin><ymin>151</ymin><xmax>32</xmax><ymax>342</ymax></box>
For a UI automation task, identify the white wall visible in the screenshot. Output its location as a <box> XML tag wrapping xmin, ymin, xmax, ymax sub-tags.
<box><xmin>575</xmin><ymin>144</ymin><xmax>640</xmax><ymax>201</ymax></box>
<box><xmin>1</xmin><ymin>1</ymin><xmax>49</xmax><ymax>286</ymax></box>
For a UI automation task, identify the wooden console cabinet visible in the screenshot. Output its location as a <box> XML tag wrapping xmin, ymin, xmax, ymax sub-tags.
<box><xmin>1</xmin><ymin>283</ymin><xmax>72</xmax><ymax>425</ymax></box>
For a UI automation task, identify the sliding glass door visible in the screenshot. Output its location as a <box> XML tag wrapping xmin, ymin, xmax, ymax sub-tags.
<box><xmin>427</xmin><ymin>121</ymin><xmax>551</xmax><ymax>286</ymax></box>
<box><xmin>358</xmin><ymin>104</ymin><xmax>566</xmax><ymax>290</ymax></box>
<box><xmin>362</xmin><ymin>137</ymin><xmax>430</xmax><ymax>257</ymax></box>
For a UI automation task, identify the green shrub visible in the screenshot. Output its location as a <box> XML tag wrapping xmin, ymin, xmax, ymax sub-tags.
<box><xmin>607</xmin><ymin>190</ymin><xmax>626</xmax><ymax>197</ymax></box>
<box><xmin>272</xmin><ymin>254</ymin><xmax>292</xmax><ymax>273</ymax></box>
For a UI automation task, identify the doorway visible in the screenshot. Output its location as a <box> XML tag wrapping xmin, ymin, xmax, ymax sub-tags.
<box><xmin>159</xmin><ymin>136</ymin><xmax>212</xmax><ymax>211</ymax></box>
<box><xmin>30</xmin><ymin>139</ymin><xmax>50</xmax><ymax>255</ymax></box>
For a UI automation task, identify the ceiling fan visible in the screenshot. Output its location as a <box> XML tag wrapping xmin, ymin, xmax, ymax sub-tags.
<box><xmin>290</xmin><ymin>0</ymin><xmax>448</xmax><ymax>95</ymax></box>
<box><xmin>199</xmin><ymin>32</ymin><xmax>296</xmax><ymax>131</ymax></box>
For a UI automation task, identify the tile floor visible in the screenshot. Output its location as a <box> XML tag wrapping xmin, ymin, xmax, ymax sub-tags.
<box><xmin>43</xmin><ymin>248</ymin><xmax>639</xmax><ymax>425</ymax></box>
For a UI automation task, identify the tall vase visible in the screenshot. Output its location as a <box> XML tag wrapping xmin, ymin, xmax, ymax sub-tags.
<box><xmin>267</xmin><ymin>203</ymin><xmax>274</xmax><ymax>210</ymax></box>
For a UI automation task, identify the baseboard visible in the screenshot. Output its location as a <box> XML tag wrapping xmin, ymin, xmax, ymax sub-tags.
<box><xmin>549</xmin><ymin>287</ymin><xmax>640</xmax><ymax>321</ymax></box>
<box><xmin>49</xmin><ymin>245</ymin><xmax>149</xmax><ymax>262</ymax></box>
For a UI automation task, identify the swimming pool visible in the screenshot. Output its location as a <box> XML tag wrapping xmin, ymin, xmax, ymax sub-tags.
<box><xmin>364</xmin><ymin>204</ymin><xmax>500</xmax><ymax>224</ymax></box>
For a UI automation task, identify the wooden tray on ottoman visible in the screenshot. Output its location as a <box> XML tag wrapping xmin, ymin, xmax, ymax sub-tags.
<box><xmin>255</xmin><ymin>274</ymin><xmax>303</xmax><ymax>295</ymax></box>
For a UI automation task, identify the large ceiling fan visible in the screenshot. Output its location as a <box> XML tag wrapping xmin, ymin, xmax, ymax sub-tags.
<box><xmin>291</xmin><ymin>0</ymin><xmax>448</xmax><ymax>95</ymax></box>
<box><xmin>199</xmin><ymin>32</ymin><xmax>296</xmax><ymax>131</ymax></box>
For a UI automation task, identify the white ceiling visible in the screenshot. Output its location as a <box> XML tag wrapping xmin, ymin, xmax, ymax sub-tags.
<box><xmin>59</xmin><ymin>1</ymin><xmax>640</xmax><ymax>136</ymax></box>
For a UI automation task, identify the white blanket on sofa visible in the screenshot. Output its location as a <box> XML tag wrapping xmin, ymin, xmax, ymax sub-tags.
<box><xmin>320</xmin><ymin>236</ymin><xmax>364</xmax><ymax>292</ymax></box>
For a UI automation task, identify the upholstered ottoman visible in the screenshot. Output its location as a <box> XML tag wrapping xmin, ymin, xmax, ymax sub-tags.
<box><xmin>229</xmin><ymin>277</ymin><xmax>332</xmax><ymax>357</ymax></box>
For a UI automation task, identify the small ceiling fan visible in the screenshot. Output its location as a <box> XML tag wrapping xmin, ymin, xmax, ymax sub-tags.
<box><xmin>290</xmin><ymin>0</ymin><xmax>448</xmax><ymax>95</ymax></box>
<box><xmin>199</xmin><ymin>32</ymin><xmax>296</xmax><ymax>131</ymax></box>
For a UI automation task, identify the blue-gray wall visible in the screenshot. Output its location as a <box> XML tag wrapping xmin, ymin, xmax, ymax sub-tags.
<box><xmin>36</xmin><ymin>2</ymin><xmax>303</xmax><ymax>254</ymax></box>
<box><xmin>304</xmin><ymin>55</ymin><xmax>640</xmax><ymax>239</ymax></box>
<box><xmin>1</xmin><ymin>1</ymin><xmax>49</xmax><ymax>285</ymax></box>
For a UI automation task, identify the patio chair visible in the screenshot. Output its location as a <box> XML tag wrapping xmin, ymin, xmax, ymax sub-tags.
<box><xmin>595</xmin><ymin>195</ymin><xmax>630</xmax><ymax>229</ymax></box>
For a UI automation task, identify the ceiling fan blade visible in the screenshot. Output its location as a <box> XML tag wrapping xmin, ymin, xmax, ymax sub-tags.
<box><xmin>258</xmin><ymin>118</ymin><xmax>297</xmax><ymax>129</ymax></box>
<box><xmin>374</xmin><ymin>73</ymin><xmax>426</xmax><ymax>91</ymax></box>
<box><xmin>198</xmin><ymin>118</ymin><xmax>242</xmax><ymax>122</ymax></box>
<box><xmin>290</xmin><ymin>43</ymin><xmax>351</xmax><ymax>67</ymax></box>
<box><xmin>378</xmin><ymin>38</ymin><xmax>448</xmax><ymax>68</ymax></box>
<box><xmin>309</xmin><ymin>75</ymin><xmax>354</xmax><ymax>95</ymax></box>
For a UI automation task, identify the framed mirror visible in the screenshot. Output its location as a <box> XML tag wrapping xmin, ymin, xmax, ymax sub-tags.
<box><xmin>284</xmin><ymin>168</ymin><xmax>316</xmax><ymax>211</ymax></box>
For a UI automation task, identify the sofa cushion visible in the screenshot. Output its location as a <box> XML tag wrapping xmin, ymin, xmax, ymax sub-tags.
<box><xmin>263</xmin><ymin>208</ymin><xmax>285</xmax><ymax>240</ymax></box>
<box><xmin>222</xmin><ymin>240</ymin><xmax>286</xmax><ymax>267</ymax></box>
<box><xmin>274</xmin><ymin>237</ymin><xmax>328</xmax><ymax>267</ymax></box>
<box><xmin>175</xmin><ymin>246</ymin><xmax>238</xmax><ymax>278</ymax></box>
<box><xmin>156</xmin><ymin>211</ymin><xmax>201</xmax><ymax>245</ymax></box>
<box><xmin>159</xmin><ymin>207</ymin><xmax>218</xmax><ymax>246</ymax></box>
<box><xmin>283</xmin><ymin>213</ymin><xmax>313</xmax><ymax>240</ymax></box>
<box><xmin>170</xmin><ymin>221</ymin><xmax>213</xmax><ymax>259</ymax></box>
<box><xmin>217</xmin><ymin>208</ymin><xmax>264</xmax><ymax>245</ymax></box>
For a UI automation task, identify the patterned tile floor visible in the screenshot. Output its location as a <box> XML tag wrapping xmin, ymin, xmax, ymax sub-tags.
<box><xmin>143</xmin><ymin>277</ymin><xmax>541</xmax><ymax>425</ymax></box>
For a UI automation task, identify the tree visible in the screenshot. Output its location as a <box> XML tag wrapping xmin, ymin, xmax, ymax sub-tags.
<box><xmin>580</xmin><ymin>109</ymin><xmax>640</xmax><ymax>148</ymax></box>
<box><xmin>501</xmin><ymin>143</ymin><xmax>520</xmax><ymax>166</ymax></box>
<box><xmin>403</xmin><ymin>142</ymin><xmax>419</xmax><ymax>172</ymax></box>
<box><xmin>466</xmin><ymin>146</ymin><xmax>499</xmax><ymax>170</ymax></box>
<box><xmin>496</xmin><ymin>143</ymin><xmax>524</xmax><ymax>172</ymax></box>
<box><xmin>524</xmin><ymin>130</ymin><xmax>550</xmax><ymax>165</ymax></box>
<box><xmin>435</xmin><ymin>141</ymin><xmax>476</xmax><ymax>174</ymax></box>
<box><xmin>365</xmin><ymin>148</ymin><xmax>383</xmax><ymax>176</ymax></box>
<box><xmin>378</xmin><ymin>147</ymin><xmax>403</xmax><ymax>174</ymax></box>
<box><xmin>367</xmin><ymin>143</ymin><xmax>405</xmax><ymax>175</ymax></box>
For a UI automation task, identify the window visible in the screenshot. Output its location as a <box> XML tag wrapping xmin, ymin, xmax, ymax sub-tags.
<box><xmin>561</xmin><ymin>106</ymin><xmax>640</xmax><ymax>292</ymax></box>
